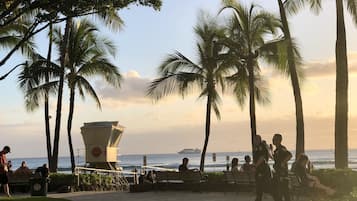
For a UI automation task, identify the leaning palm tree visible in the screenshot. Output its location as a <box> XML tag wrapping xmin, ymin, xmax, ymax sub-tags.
<box><xmin>220</xmin><ymin>1</ymin><xmax>280</xmax><ymax>154</ymax></box>
<box><xmin>285</xmin><ymin>0</ymin><xmax>357</xmax><ymax>169</ymax></box>
<box><xmin>274</xmin><ymin>0</ymin><xmax>305</xmax><ymax>160</ymax></box>
<box><xmin>64</xmin><ymin>19</ymin><xmax>122</xmax><ymax>172</ymax></box>
<box><xmin>148</xmin><ymin>14</ymin><xmax>233</xmax><ymax>171</ymax></box>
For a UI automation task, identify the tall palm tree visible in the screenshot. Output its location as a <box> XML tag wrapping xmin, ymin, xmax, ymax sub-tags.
<box><xmin>276</xmin><ymin>0</ymin><xmax>305</xmax><ymax>160</ymax></box>
<box><xmin>286</xmin><ymin>0</ymin><xmax>357</xmax><ymax>169</ymax></box>
<box><xmin>148</xmin><ymin>14</ymin><xmax>233</xmax><ymax>171</ymax></box>
<box><xmin>50</xmin><ymin>7</ymin><xmax>124</xmax><ymax>172</ymax></box>
<box><xmin>64</xmin><ymin>19</ymin><xmax>122</xmax><ymax>172</ymax></box>
<box><xmin>220</xmin><ymin>1</ymin><xmax>280</xmax><ymax>154</ymax></box>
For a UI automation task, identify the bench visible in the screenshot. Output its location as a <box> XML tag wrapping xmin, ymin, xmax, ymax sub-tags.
<box><xmin>8</xmin><ymin>174</ymin><xmax>32</xmax><ymax>192</ymax></box>
<box><xmin>155</xmin><ymin>171</ymin><xmax>206</xmax><ymax>183</ymax></box>
<box><xmin>223</xmin><ymin>171</ymin><xmax>255</xmax><ymax>185</ymax></box>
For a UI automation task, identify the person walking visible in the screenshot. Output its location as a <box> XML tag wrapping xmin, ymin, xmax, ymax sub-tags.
<box><xmin>272</xmin><ymin>134</ymin><xmax>292</xmax><ymax>201</ymax></box>
<box><xmin>253</xmin><ymin>135</ymin><xmax>274</xmax><ymax>201</ymax></box>
<box><xmin>0</xmin><ymin>146</ymin><xmax>11</xmax><ymax>197</ymax></box>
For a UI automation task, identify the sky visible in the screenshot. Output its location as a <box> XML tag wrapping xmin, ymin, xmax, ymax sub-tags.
<box><xmin>1</xmin><ymin>0</ymin><xmax>357</xmax><ymax>158</ymax></box>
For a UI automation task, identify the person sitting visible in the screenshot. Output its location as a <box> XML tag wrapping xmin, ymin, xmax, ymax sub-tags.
<box><xmin>231</xmin><ymin>158</ymin><xmax>240</xmax><ymax>174</ymax></box>
<box><xmin>144</xmin><ymin>170</ymin><xmax>156</xmax><ymax>184</ymax></box>
<box><xmin>240</xmin><ymin>155</ymin><xmax>255</xmax><ymax>173</ymax></box>
<box><xmin>35</xmin><ymin>164</ymin><xmax>49</xmax><ymax>178</ymax></box>
<box><xmin>179</xmin><ymin>157</ymin><xmax>190</xmax><ymax>172</ymax></box>
<box><xmin>7</xmin><ymin>161</ymin><xmax>13</xmax><ymax>174</ymax></box>
<box><xmin>294</xmin><ymin>154</ymin><xmax>335</xmax><ymax>196</ymax></box>
<box><xmin>14</xmin><ymin>161</ymin><xmax>32</xmax><ymax>177</ymax></box>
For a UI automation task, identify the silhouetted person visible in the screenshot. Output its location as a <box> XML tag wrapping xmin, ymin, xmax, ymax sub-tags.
<box><xmin>14</xmin><ymin>161</ymin><xmax>32</xmax><ymax>177</ymax></box>
<box><xmin>0</xmin><ymin>146</ymin><xmax>11</xmax><ymax>197</ymax></box>
<box><xmin>253</xmin><ymin>135</ymin><xmax>274</xmax><ymax>201</ymax></box>
<box><xmin>35</xmin><ymin>164</ymin><xmax>49</xmax><ymax>178</ymax></box>
<box><xmin>178</xmin><ymin>158</ymin><xmax>189</xmax><ymax>172</ymax></box>
<box><xmin>240</xmin><ymin>155</ymin><xmax>255</xmax><ymax>173</ymax></box>
<box><xmin>272</xmin><ymin>133</ymin><xmax>292</xmax><ymax>201</ymax></box>
<box><xmin>294</xmin><ymin>154</ymin><xmax>335</xmax><ymax>195</ymax></box>
<box><xmin>231</xmin><ymin>158</ymin><xmax>240</xmax><ymax>174</ymax></box>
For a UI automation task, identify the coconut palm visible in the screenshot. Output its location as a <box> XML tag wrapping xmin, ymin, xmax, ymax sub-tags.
<box><xmin>50</xmin><ymin>6</ymin><xmax>124</xmax><ymax>172</ymax></box>
<box><xmin>275</xmin><ymin>0</ymin><xmax>305</xmax><ymax>160</ymax></box>
<box><xmin>220</xmin><ymin>1</ymin><xmax>280</xmax><ymax>154</ymax></box>
<box><xmin>285</xmin><ymin>0</ymin><xmax>356</xmax><ymax>169</ymax></box>
<box><xmin>148</xmin><ymin>14</ymin><xmax>234</xmax><ymax>171</ymax></box>
<box><xmin>63</xmin><ymin>19</ymin><xmax>122</xmax><ymax>172</ymax></box>
<box><xmin>19</xmin><ymin>20</ymin><xmax>122</xmax><ymax>173</ymax></box>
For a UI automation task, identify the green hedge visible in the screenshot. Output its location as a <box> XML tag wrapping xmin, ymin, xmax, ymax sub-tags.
<box><xmin>48</xmin><ymin>173</ymin><xmax>115</xmax><ymax>192</ymax></box>
<box><xmin>312</xmin><ymin>169</ymin><xmax>357</xmax><ymax>194</ymax></box>
<box><xmin>205</xmin><ymin>172</ymin><xmax>225</xmax><ymax>184</ymax></box>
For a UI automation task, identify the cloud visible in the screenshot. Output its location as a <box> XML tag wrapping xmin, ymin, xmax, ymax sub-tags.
<box><xmin>261</xmin><ymin>52</ymin><xmax>357</xmax><ymax>79</ymax></box>
<box><xmin>96</xmin><ymin>70</ymin><xmax>152</xmax><ymax>105</ymax></box>
<box><xmin>303</xmin><ymin>52</ymin><xmax>357</xmax><ymax>78</ymax></box>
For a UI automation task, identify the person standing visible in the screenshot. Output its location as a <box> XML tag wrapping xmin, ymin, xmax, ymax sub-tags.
<box><xmin>253</xmin><ymin>135</ymin><xmax>274</xmax><ymax>201</ymax></box>
<box><xmin>0</xmin><ymin>146</ymin><xmax>11</xmax><ymax>197</ymax></box>
<box><xmin>272</xmin><ymin>134</ymin><xmax>292</xmax><ymax>201</ymax></box>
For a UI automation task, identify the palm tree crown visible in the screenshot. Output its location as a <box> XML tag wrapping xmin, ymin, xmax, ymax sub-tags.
<box><xmin>148</xmin><ymin>14</ymin><xmax>234</xmax><ymax>171</ymax></box>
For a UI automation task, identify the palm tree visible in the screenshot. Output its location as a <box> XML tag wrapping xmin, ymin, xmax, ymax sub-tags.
<box><xmin>148</xmin><ymin>14</ymin><xmax>233</xmax><ymax>171</ymax></box>
<box><xmin>64</xmin><ymin>19</ymin><xmax>122</xmax><ymax>172</ymax></box>
<box><xmin>50</xmin><ymin>7</ymin><xmax>124</xmax><ymax>172</ymax></box>
<box><xmin>0</xmin><ymin>15</ymin><xmax>34</xmax><ymax>79</ymax></box>
<box><xmin>275</xmin><ymin>0</ymin><xmax>305</xmax><ymax>160</ymax></box>
<box><xmin>285</xmin><ymin>0</ymin><xmax>357</xmax><ymax>169</ymax></box>
<box><xmin>220</xmin><ymin>1</ymin><xmax>280</xmax><ymax>154</ymax></box>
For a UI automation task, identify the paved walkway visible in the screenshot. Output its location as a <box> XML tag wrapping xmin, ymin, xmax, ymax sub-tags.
<box><xmin>48</xmin><ymin>191</ymin><xmax>275</xmax><ymax>201</ymax></box>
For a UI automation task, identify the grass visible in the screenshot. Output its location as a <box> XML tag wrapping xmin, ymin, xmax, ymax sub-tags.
<box><xmin>0</xmin><ymin>197</ymin><xmax>70</xmax><ymax>201</ymax></box>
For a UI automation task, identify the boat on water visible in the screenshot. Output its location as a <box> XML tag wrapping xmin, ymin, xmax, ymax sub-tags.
<box><xmin>178</xmin><ymin>148</ymin><xmax>201</xmax><ymax>154</ymax></box>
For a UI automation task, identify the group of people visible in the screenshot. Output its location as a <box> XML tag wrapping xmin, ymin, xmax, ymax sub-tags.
<box><xmin>230</xmin><ymin>155</ymin><xmax>255</xmax><ymax>174</ymax></box>
<box><xmin>177</xmin><ymin>133</ymin><xmax>335</xmax><ymax>200</ymax></box>
<box><xmin>250</xmin><ymin>133</ymin><xmax>335</xmax><ymax>201</ymax></box>
<box><xmin>0</xmin><ymin>145</ymin><xmax>50</xmax><ymax>197</ymax></box>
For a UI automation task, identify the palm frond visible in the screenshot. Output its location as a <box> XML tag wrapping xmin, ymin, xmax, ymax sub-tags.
<box><xmin>284</xmin><ymin>0</ymin><xmax>321</xmax><ymax>15</ymax></box>
<box><xmin>147</xmin><ymin>72</ymin><xmax>204</xmax><ymax>101</ymax></box>
<box><xmin>76</xmin><ymin>76</ymin><xmax>102</xmax><ymax>109</ymax></box>
<box><xmin>347</xmin><ymin>0</ymin><xmax>357</xmax><ymax>24</ymax></box>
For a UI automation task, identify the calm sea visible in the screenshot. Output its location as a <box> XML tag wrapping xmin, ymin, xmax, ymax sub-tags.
<box><xmin>7</xmin><ymin>149</ymin><xmax>357</xmax><ymax>173</ymax></box>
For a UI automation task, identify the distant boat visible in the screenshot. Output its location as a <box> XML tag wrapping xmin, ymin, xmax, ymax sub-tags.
<box><xmin>178</xmin><ymin>148</ymin><xmax>201</xmax><ymax>154</ymax></box>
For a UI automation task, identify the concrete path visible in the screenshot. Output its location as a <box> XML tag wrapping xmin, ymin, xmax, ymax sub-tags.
<box><xmin>48</xmin><ymin>191</ymin><xmax>276</xmax><ymax>201</ymax></box>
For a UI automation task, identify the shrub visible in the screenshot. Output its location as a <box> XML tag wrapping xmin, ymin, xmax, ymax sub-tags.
<box><xmin>312</xmin><ymin>169</ymin><xmax>357</xmax><ymax>194</ymax></box>
<box><xmin>48</xmin><ymin>173</ymin><xmax>115</xmax><ymax>192</ymax></box>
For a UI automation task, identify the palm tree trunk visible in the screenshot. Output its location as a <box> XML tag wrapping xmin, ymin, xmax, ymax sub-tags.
<box><xmin>200</xmin><ymin>94</ymin><xmax>212</xmax><ymax>172</ymax></box>
<box><xmin>67</xmin><ymin>88</ymin><xmax>76</xmax><ymax>173</ymax></box>
<box><xmin>334</xmin><ymin>0</ymin><xmax>349</xmax><ymax>169</ymax></box>
<box><xmin>45</xmin><ymin>22</ymin><xmax>53</xmax><ymax>168</ymax></box>
<box><xmin>247</xmin><ymin>56</ymin><xmax>257</xmax><ymax>157</ymax></box>
<box><xmin>277</xmin><ymin>0</ymin><xmax>305</xmax><ymax>159</ymax></box>
<box><xmin>51</xmin><ymin>18</ymin><xmax>72</xmax><ymax>172</ymax></box>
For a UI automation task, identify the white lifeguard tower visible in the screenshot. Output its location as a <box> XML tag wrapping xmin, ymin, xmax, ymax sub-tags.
<box><xmin>80</xmin><ymin>121</ymin><xmax>124</xmax><ymax>170</ymax></box>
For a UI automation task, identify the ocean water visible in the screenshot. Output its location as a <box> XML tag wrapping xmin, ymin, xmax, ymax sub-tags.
<box><xmin>7</xmin><ymin>149</ymin><xmax>357</xmax><ymax>173</ymax></box>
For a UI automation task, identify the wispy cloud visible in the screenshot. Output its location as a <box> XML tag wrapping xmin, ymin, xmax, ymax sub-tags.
<box><xmin>303</xmin><ymin>52</ymin><xmax>357</xmax><ymax>78</ymax></box>
<box><xmin>261</xmin><ymin>52</ymin><xmax>357</xmax><ymax>79</ymax></box>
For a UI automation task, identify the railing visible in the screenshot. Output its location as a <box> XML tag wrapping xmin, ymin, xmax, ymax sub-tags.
<box><xmin>74</xmin><ymin>167</ymin><xmax>133</xmax><ymax>190</ymax></box>
<box><xmin>141</xmin><ymin>165</ymin><xmax>178</xmax><ymax>172</ymax></box>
